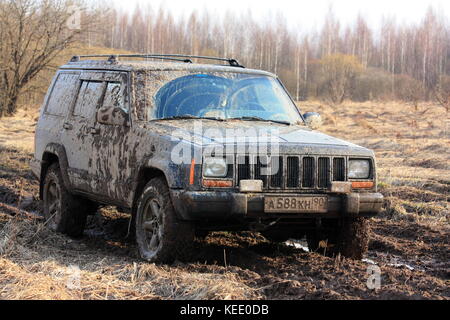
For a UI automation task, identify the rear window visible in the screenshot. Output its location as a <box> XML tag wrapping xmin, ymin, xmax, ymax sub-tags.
<box><xmin>45</xmin><ymin>72</ymin><xmax>80</xmax><ymax>116</ymax></box>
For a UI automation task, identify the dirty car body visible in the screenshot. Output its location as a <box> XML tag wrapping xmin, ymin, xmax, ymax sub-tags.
<box><xmin>31</xmin><ymin>55</ymin><xmax>383</xmax><ymax>262</ymax></box>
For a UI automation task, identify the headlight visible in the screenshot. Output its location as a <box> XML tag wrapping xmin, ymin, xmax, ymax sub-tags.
<box><xmin>348</xmin><ymin>159</ymin><xmax>371</xmax><ymax>179</ymax></box>
<box><xmin>203</xmin><ymin>158</ymin><xmax>228</xmax><ymax>178</ymax></box>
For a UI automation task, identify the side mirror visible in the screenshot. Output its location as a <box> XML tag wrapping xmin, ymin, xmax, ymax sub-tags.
<box><xmin>303</xmin><ymin>112</ymin><xmax>322</xmax><ymax>130</ymax></box>
<box><xmin>97</xmin><ymin>106</ymin><xmax>130</xmax><ymax>127</ymax></box>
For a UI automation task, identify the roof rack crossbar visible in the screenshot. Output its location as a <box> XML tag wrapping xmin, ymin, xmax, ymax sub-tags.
<box><xmin>72</xmin><ymin>55</ymin><xmax>193</xmax><ymax>63</ymax></box>
<box><xmin>117</xmin><ymin>55</ymin><xmax>194</xmax><ymax>63</ymax></box>
<box><xmin>143</xmin><ymin>54</ymin><xmax>244</xmax><ymax>67</ymax></box>
<box><xmin>70</xmin><ymin>54</ymin><xmax>244</xmax><ymax>68</ymax></box>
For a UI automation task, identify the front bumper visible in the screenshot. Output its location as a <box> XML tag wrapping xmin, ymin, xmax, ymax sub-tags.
<box><xmin>171</xmin><ymin>190</ymin><xmax>384</xmax><ymax>221</ymax></box>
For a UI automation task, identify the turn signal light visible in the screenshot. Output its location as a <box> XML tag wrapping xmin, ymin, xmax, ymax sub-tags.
<box><xmin>352</xmin><ymin>181</ymin><xmax>374</xmax><ymax>189</ymax></box>
<box><xmin>202</xmin><ymin>180</ymin><xmax>233</xmax><ymax>188</ymax></box>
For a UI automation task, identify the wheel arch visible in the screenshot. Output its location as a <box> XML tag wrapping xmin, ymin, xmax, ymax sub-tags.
<box><xmin>39</xmin><ymin>143</ymin><xmax>72</xmax><ymax>200</ymax></box>
<box><xmin>131</xmin><ymin>166</ymin><xmax>168</xmax><ymax>215</ymax></box>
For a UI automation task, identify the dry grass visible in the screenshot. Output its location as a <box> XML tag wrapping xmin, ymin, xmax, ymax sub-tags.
<box><xmin>0</xmin><ymin>100</ymin><xmax>448</xmax><ymax>300</ymax></box>
<box><xmin>0</xmin><ymin>108</ymin><xmax>37</xmax><ymax>152</ymax></box>
<box><xmin>0</xmin><ymin>213</ymin><xmax>259</xmax><ymax>300</ymax></box>
<box><xmin>302</xmin><ymin>100</ymin><xmax>449</xmax><ymax>224</ymax></box>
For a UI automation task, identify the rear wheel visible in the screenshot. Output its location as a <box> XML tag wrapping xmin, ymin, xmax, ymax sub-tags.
<box><xmin>135</xmin><ymin>177</ymin><xmax>194</xmax><ymax>263</ymax></box>
<box><xmin>42</xmin><ymin>163</ymin><xmax>87</xmax><ymax>237</ymax></box>
<box><xmin>306</xmin><ymin>218</ymin><xmax>369</xmax><ymax>260</ymax></box>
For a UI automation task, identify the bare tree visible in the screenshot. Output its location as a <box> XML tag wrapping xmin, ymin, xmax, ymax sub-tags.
<box><xmin>433</xmin><ymin>75</ymin><xmax>450</xmax><ymax>112</ymax></box>
<box><xmin>394</xmin><ymin>75</ymin><xmax>425</xmax><ymax>110</ymax></box>
<box><xmin>319</xmin><ymin>54</ymin><xmax>364</xmax><ymax>105</ymax></box>
<box><xmin>2</xmin><ymin>1</ymin><xmax>448</xmax><ymax>108</ymax></box>
<box><xmin>0</xmin><ymin>0</ymin><xmax>90</xmax><ymax>116</ymax></box>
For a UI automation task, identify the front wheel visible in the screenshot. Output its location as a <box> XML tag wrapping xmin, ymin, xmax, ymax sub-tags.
<box><xmin>135</xmin><ymin>177</ymin><xmax>194</xmax><ymax>263</ymax></box>
<box><xmin>306</xmin><ymin>218</ymin><xmax>370</xmax><ymax>260</ymax></box>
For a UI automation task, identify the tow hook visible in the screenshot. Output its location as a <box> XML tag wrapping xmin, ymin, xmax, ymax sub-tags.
<box><xmin>249</xmin><ymin>219</ymin><xmax>281</xmax><ymax>232</ymax></box>
<box><xmin>315</xmin><ymin>218</ymin><xmax>322</xmax><ymax>229</ymax></box>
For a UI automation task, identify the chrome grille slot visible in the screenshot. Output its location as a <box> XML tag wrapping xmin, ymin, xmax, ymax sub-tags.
<box><xmin>333</xmin><ymin>158</ymin><xmax>346</xmax><ymax>181</ymax></box>
<box><xmin>237</xmin><ymin>156</ymin><xmax>251</xmax><ymax>182</ymax></box>
<box><xmin>302</xmin><ymin>157</ymin><xmax>315</xmax><ymax>188</ymax></box>
<box><xmin>254</xmin><ymin>156</ymin><xmax>268</xmax><ymax>187</ymax></box>
<box><xmin>286</xmin><ymin>157</ymin><xmax>300</xmax><ymax>188</ymax></box>
<box><xmin>269</xmin><ymin>156</ymin><xmax>283</xmax><ymax>188</ymax></box>
<box><xmin>318</xmin><ymin>157</ymin><xmax>330</xmax><ymax>188</ymax></box>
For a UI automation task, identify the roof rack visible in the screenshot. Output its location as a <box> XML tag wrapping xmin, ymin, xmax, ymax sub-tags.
<box><xmin>70</xmin><ymin>54</ymin><xmax>245</xmax><ymax>68</ymax></box>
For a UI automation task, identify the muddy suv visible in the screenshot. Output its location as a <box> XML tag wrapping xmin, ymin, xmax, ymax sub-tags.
<box><xmin>31</xmin><ymin>54</ymin><xmax>383</xmax><ymax>262</ymax></box>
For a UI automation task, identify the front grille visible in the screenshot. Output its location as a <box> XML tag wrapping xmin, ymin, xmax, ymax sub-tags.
<box><xmin>235</xmin><ymin>155</ymin><xmax>346</xmax><ymax>190</ymax></box>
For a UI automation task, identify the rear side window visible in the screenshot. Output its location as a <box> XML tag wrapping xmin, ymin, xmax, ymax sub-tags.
<box><xmin>73</xmin><ymin>81</ymin><xmax>104</xmax><ymax>118</ymax></box>
<box><xmin>45</xmin><ymin>72</ymin><xmax>80</xmax><ymax>116</ymax></box>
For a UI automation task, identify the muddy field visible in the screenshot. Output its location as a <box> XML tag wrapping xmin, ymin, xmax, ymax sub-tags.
<box><xmin>0</xmin><ymin>102</ymin><xmax>448</xmax><ymax>300</ymax></box>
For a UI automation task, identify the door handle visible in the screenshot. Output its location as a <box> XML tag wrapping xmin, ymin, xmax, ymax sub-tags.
<box><xmin>90</xmin><ymin>127</ymin><xmax>100</xmax><ymax>135</ymax></box>
<box><xmin>63</xmin><ymin>123</ymin><xmax>73</xmax><ymax>130</ymax></box>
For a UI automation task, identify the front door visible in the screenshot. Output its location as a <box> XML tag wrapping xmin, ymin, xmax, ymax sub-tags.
<box><xmin>89</xmin><ymin>72</ymin><xmax>132</xmax><ymax>204</ymax></box>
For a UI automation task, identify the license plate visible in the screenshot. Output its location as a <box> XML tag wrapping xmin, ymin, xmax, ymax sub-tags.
<box><xmin>264</xmin><ymin>196</ymin><xmax>328</xmax><ymax>214</ymax></box>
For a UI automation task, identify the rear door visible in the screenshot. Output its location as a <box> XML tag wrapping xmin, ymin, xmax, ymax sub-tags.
<box><xmin>61</xmin><ymin>72</ymin><xmax>105</xmax><ymax>192</ymax></box>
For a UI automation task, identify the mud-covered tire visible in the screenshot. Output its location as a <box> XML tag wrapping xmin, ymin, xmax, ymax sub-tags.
<box><xmin>307</xmin><ymin>218</ymin><xmax>370</xmax><ymax>260</ymax></box>
<box><xmin>42</xmin><ymin>163</ymin><xmax>87</xmax><ymax>237</ymax></box>
<box><xmin>135</xmin><ymin>177</ymin><xmax>194</xmax><ymax>263</ymax></box>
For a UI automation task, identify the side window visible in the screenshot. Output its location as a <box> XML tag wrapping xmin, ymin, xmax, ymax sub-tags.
<box><xmin>73</xmin><ymin>81</ymin><xmax>104</xmax><ymax>118</ymax></box>
<box><xmin>45</xmin><ymin>73</ymin><xmax>79</xmax><ymax>116</ymax></box>
<box><xmin>103</xmin><ymin>82</ymin><xmax>127</xmax><ymax>113</ymax></box>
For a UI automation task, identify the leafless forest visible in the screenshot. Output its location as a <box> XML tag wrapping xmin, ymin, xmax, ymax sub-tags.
<box><xmin>1</xmin><ymin>0</ymin><xmax>450</xmax><ymax>116</ymax></box>
<box><xmin>86</xmin><ymin>2</ymin><xmax>450</xmax><ymax>103</ymax></box>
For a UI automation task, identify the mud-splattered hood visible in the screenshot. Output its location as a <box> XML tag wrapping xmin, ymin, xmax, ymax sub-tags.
<box><xmin>150</xmin><ymin>120</ymin><xmax>374</xmax><ymax>156</ymax></box>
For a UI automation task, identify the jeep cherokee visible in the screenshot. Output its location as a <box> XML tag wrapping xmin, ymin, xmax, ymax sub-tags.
<box><xmin>31</xmin><ymin>54</ymin><xmax>383</xmax><ymax>263</ymax></box>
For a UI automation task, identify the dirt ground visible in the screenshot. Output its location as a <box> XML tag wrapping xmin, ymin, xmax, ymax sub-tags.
<box><xmin>0</xmin><ymin>102</ymin><xmax>448</xmax><ymax>300</ymax></box>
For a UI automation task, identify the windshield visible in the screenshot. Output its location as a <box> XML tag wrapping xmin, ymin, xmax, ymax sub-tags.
<box><xmin>141</xmin><ymin>72</ymin><xmax>303</xmax><ymax>124</ymax></box>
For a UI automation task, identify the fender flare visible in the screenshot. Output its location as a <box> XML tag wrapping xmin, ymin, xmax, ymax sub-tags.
<box><xmin>130</xmin><ymin>156</ymin><xmax>184</xmax><ymax>215</ymax></box>
<box><xmin>40</xmin><ymin>143</ymin><xmax>72</xmax><ymax>198</ymax></box>
<box><xmin>130</xmin><ymin>162</ymin><xmax>166</xmax><ymax>205</ymax></box>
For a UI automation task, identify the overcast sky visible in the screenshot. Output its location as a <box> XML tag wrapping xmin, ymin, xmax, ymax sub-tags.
<box><xmin>111</xmin><ymin>0</ymin><xmax>448</xmax><ymax>29</ymax></box>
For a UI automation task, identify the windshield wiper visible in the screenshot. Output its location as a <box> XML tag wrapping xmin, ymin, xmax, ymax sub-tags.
<box><xmin>228</xmin><ymin>116</ymin><xmax>291</xmax><ymax>126</ymax></box>
<box><xmin>152</xmin><ymin>115</ymin><xmax>291</xmax><ymax>125</ymax></box>
<box><xmin>152</xmin><ymin>115</ymin><xmax>225</xmax><ymax>122</ymax></box>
